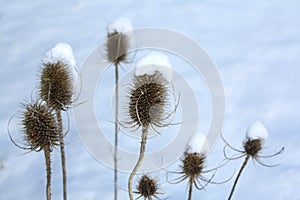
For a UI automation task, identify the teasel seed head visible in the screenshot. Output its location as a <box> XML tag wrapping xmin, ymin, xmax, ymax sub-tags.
<box><xmin>182</xmin><ymin>151</ymin><xmax>205</xmax><ymax>179</ymax></box>
<box><xmin>128</xmin><ymin>71</ymin><xmax>168</xmax><ymax>129</ymax></box>
<box><xmin>136</xmin><ymin>175</ymin><xmax>159</xmax><ymax>199</ymax></box>
<box><xmin>244</xmin><ymin>121</ymin><xmax>266</xmax><ymax>157</ymax></box>
<box><xmin>107</xmin><ymin>31</ymin><xmax>130</xmax><ymax>65</ymax></box>
<box><xmin>106</xmin><ymin>18</ymin><xmax>132</xmax><ymax>65</ymax></box>
<box><xmin>22</xmin><ymin>101</ymin><xmax>59</xmax><ymax>152</ymax></box>
<box><xmin>243</xmin><ymin>138</ymin><xmax>262</xmax><ymax>157</ymax></box>
<box><xmin>40</xmin><ymin>60</ymin><xmax>73</xmax><ymax>110</ymax></box>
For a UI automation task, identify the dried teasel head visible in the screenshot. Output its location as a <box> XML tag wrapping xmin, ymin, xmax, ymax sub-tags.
<box><xmin>136</xmin><ymin>175</ymin><xmax>160</xmax><ymax>199</ymax></box>
<box><xmin>182</xmin><ymin>152</ymin><xmax>205</xmax><ymax>179</ymax></box>
<box><xmin>107</xmin><ymin>31</ymin><xmax>130</xmax><ymax>65</ymax></box>
<box><xmin>21</xmin><ymin>101</ymin><xmax>59</xmax><ymax>151</ymax></box>
<box><xmin>40</xmin><ymin>60</ymin><xmax>73</xmax><ymax>110</ymax></box>
<box><xmin>222</xmin><ymin>121</ymin><xmax>284</xmax><ymax>167</ymax></box>
<box><xmin>128</xmin><ymin>71</ymin><xmax>169</xmax><ymax>129</ymax></box>
<box><xmin>243</xmin><ymin>138</ymin><xmax>262</xmax><ymax>157</ymax></box>
<box><xmin>106</xmin><ymin>18</ymin><xmax>132</xmax><ymax>65</ymax></box>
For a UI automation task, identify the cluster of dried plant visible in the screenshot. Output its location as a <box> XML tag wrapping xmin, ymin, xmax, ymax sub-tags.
<box><xmin>7</xmin><ymin>20</ymin><xmax>285</xmax><ymax>200</ymax></box>
<box><xmin>105</xmin><ymin>24</ymin><xmax>284</xmax><ymax>199</ymax></box>
<box><xmin>9</xmin><ymin>47</ymin><xmax>75</xmax><ymax>200</ymax></box>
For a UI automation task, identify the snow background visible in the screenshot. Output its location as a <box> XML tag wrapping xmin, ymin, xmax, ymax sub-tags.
<box><xmin>0</xmin><ymin>0</ymin><xmax>299</xmax><ymax>199</ymax></box>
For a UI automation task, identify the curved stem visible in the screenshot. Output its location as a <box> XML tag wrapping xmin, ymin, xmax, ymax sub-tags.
<box><xmin>56</xmin><ymin>109</ymin><xmax>67</xmax><ymax>200</ymax></box>
<box><xmin>44</xmin><ymin>146</ymin><xmax>52</xmax><ymax>200</ymax></box>
<box><xmin>188</xmin><ymin>178</ymin><xmax>193</xmax><ymax>200</ymax></box>
<box><xmin>128</xmin><ymin>126</ymin><xmax>149</xmax><ymax>200</ymax></box>
<box><xmin>114</xmin><ymin>62</ymin><xmax>119</xmax><ymax>200</ymax></box>
<box><xmin>228</xmin><ymin>155</ymin><xmax>250</xmax><ymax>200</ymax></box>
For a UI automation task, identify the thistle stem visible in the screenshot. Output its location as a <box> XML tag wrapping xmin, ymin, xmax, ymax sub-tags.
<box><xmin>188</xmin><ymin>178</ymin><xmax>193</xmax><ymax>200</ymax></box>
<box><xmin>44</xmin><ymin>146</ymin><xmax>52</xmax><ymax>200</ymax></box>
<box><xmin>128</xmin><ymin>126</ymin><xmax>149</xmax><ymax>200</ymax></box>
<box><xmin>56</xmin><ymin>109</ymin><xmax>67</xmax><ymax>200</ymax></box>
<box><xmin>114</xmin><ymin>62</ymin><xmax>119</xmax><ymax>200</ymax></box>
<box><xmin>228</xmin><ymin>155</ymin><xmax>250</xmax><ymax>200</ymax></box>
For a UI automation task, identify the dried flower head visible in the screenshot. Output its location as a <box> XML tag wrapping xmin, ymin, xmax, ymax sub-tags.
<box><xmin>106</xmin><ymin>18</ymin><xmax>132</xmax><ymax>65</ymax></box>
<box><xmin>40</xmin><ymin>61</ymin><xmax>73</xmax><ymax>110</ymax></box>
<box><xmin>107</xmin><ymin>31</ymin><xmax>130</xmax><ymax>65</ymax></box>
<box><xmin>169</xmin><ymin>150</ymin><xmax>222</xmax><ymax>192</ymax></box>
<box><xmin>21</xmin><ymin>101</ymin><xmax>59</xmax><ymax>152</ymax></box>
<box><xmin>222</xmin><ymin>122</ymin><xmax>284</xmax><ymax>166</ymax></box>
<box><xmin>182</xmin><ymin>152</ymin><xmax>205</xmax><ymax>179</ymax></box>
<box><xmin>243</xmin><ymin>138</ymin><xmax>262</xmax><ymax>157</ymax></box>
<box><xmin>127</xmin><ymin>71</ymin><xmax>169</xmax><ymax>129</ymax></box>
<box><xmin>135</xmin><ymin>175</ymin><xmax>161</xmax><ymax>199</ymax></box>
<box><xmin>223</xmin><ymin>122</ymin><xmax>284</xmax><ymax>200</ymax></box>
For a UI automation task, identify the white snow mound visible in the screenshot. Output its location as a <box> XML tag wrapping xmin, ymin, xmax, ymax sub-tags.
<box><xmin>135</xmin><ymin>52</ymin><xmax>173</xmax><ymax>82</ymax></box>
<box><xmin>107</xmin><ymin>18</ymin><xmax>132</xmax><ymax>34</ymax></box>
<box><xmin>246</xmin><ymin>121</ymin><xmax>268</xmax><ymax>140</ymax></box>
<box><xmin>43</xmin><ymin>43</ymin><xmax>79</xmax><ymax>93</ymax></box>
<box><xmin>43</xmin><ymin>43</ymin><xmax>76</xmax><ymax>69</ymax></box>
<box><xmin>187</xmin><ymin>133</ymin><xmax>210</xmax><ymax>154</ymax></box>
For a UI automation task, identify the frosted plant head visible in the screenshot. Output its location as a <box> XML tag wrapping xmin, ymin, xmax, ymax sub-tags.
<box><xmin>222</xmin><ymin>122</ymin><xmax>284</xmax><ymax>167</ymax></box>
<box><xmin>40</xmin><ymin>43</ymin><xmax>77</xmax><ymax>110</ymax></box>
<box><xmin>135</xmin><ymin>52</ymin><xmax>173</xmax><ymax>83</ymax></box>
<box><xmin>106</xmin><ymin>18</ymin><xmax>132</xmax><ymax>65</ymax></box>
<box><xmin>135</xmin><ymin>175</ymin><xmax>161</xmax><ymax>200</ymax></box>
<box><xmin>168</xmin><ymin>148</ymin><xmax>227</xmax><ymax>198</ymax></box>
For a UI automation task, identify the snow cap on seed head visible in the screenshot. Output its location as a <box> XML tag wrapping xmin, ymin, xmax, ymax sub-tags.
<box><xmin>106</xmin><ymin>18</ymin><xmax>133</xmax><ymax>65</ymax></box>
<box><xmin>107</xmin><ymin>18</ymin><xmax>132</xmax><ymax>34</ymax></box>
<box><xmin>41</xmin><ymin>43</ymin><xmax>78</xmax><ymax>110</ymax></box>
<box><xmin>187</xmin><ymin>133</ymin><xmax>210</xmax><ymax>154</ymax></box>
<box><xmin>43</xmin><ymin>43</ymin><xmax>76</xmax><ymax>69</ymax></box>
<box><xmin>135</xmin><ymin>52</ymin><xmax>173</xmax><ymax>83</ymax></box>
<box><xmin>246</xmin><ymin>121</ymin><xmax>268</xmax><ymax>140</ymax></box>
<box><xmin>43</xmin><ymin>42</ymin><xmax>78</xmax><ymax>88</ymax></box>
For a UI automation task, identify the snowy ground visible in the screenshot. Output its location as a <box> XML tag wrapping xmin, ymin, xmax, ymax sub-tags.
<box><xmin>1</xmin><ymin>0</ymin><xmax>300</xmax><ymax>199</ymax></box>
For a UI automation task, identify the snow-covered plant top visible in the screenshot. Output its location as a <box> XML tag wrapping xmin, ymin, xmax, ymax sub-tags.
<box><xmin>135</xmin><ymin>52</ymin><xmax>173</xmax><ymax>83</ymax></box>
<box><xmin>246</xmin><ymin>121</ymin><xmax>268</xmax><ymax>140</ymax></box>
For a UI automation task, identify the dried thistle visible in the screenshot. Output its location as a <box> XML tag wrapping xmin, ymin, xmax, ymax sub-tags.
<box><xmin>106</xmin><ymin>18</ymin><xmax>132</xmax><ymax>200</ymax></box>
<box><xmin>127</xmin><ymin>72</ymin><xmax>169</xmax><ymax>129</ymax></box>
<box><xmin>40</xmin><ymin>60</ymin><xmax>73</xmax><ymax>111</ymax></box>
<box><xmin>222</xmin><ymin>122</ymin><xmax>284</xmax><ymax>200</ymax></box>
<box><xmin>107</xmin><ymin>31</ymin><xmax>130</xmax><ymax>65</ymax></box>
<box><xmin>21</xmin><ymin>101</ymin><xmax>59</xmax><ymax>151</ymax></box>
<box><xmin>9</xmin><ymin>100</ymin><xmax>59</xmax><ymax>200</ymax></box>
<box><xmin>128</xmin><ymin>71</ymin><xmax>173</xmax><ymax>200</ymax></box>
<box><xmin>134</xmin><ymin>175</ymin><xmax>162</xmax><ymax>200</ymax></box>
<box><xmin>168</xmin><ymin>151</ymin><xmax>218</xmax><ymax>200</ymax></box>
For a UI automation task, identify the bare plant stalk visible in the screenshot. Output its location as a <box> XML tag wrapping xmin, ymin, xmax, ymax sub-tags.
<box><xmin>56</xmin><ymin>109</ymin><xmax>67</xmax><ymax>200</ymax></box>
<box><xmin>128</xmin><ymin>126</ymin><xmax>149</xmax><ymax>200</ymax></box>
<box><xmin>228</xmin><ymin>155</ymin><xmax>250</xmax><ymax>200</ymax></box>
<box><xmin>44</xmin><ymin>146</ymin><xmax>52</xmax><ymax>200</ymax></box>
<box><xmin>114</xmin><ymin>62</ymin><xmax>119</xmax><ymax>200</ymax></box>
<box><xmin>188</xmin><ymin>178</ymin><xmax>193</xmax><ymax>200</ymax></box>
